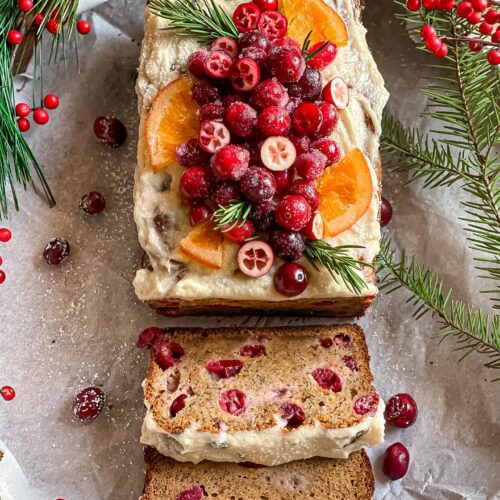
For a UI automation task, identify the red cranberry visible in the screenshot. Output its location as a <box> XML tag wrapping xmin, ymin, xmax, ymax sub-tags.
<box><xmin>210</xmin><ymin>145</ymin><xmax>250</xmax><ymax>181</ymax></box>
<box><xmin>15</xmin><ymin>102</ymin><xmax>31</xmax><ymax>118</ymax></box>
<box><xmin>76</xmin><ymin>19</ymin><xmax>91</xmax><ymax>35</ymax></box>
<box><xmin>292</xmin><ymin>102</ymin><xmax>322</xmax><ymax>136</ymax></box>
<box><xmin>276</xmin><ymin>195</ymin><xmax>312</xmax><ymax>231</ymax></box>
<box><xmin>43</xmin><ymin>238</ymin><xmax>70</xmax><ymax>265</ymax></box>
<box><xmin>206</xmin><ymin>359</ymin><xmax>244</xmax><ymax>379</ymax></box>
<box><xmin>289</xmin><ymin>180</ymin><xmax>319</xmax><ymax>211</ymax></box>
<box><xmin>204</xmin><ymin>50</ymin><xmax>233</xmax><ymax>78</ymax></box>
<box><xmin>93</xmin><ymin>116</ymin><xmax>127</xmax><ymax>147</ymax></box>
<box><xmin>73</xmin><ymin>387</ymin><xmax>105</xmax><ymax>422</ymax></box>
<box><xmin>253</xmin><ymin>0</ymin><xmax>278</xmax><ymax>11</ymax></box>
<box><xmin>316</xmin><ymin>102</ymin><xmax>338</xmax><ymax>137</ymax></box>
<box><xmin>192</xmin><ymin>79</ymin><xmax>220</xmax><ymax>105</ymax></box>
<box><xmin>250</xmin><ymin>199</ymin><xmax>277</xmax><ymax>231</ymax></box>
<box><xmin>274</xmin><ymin>262</ymin><xmax>308</xmax><ymax>296</ymax></box>
<box><xmin>287</xmin><ymin>67</ymin><xmax>322</xmax><ymax>101</ymax></box>
<box><xmin>238</xmin><ymin>240</ymin><xmax>274</xmax><ymax>277</ymax></box>
<box><xmin>219</xmin><ymin>389</ymin><xmax>247</xmax><ymax>415</ymax></box>
<box><xmin>294</xmin><ymin>150</ymin><xmax>327</xmax><ymax>180</ymax></box>
<box><xmin>170</xmin><ymin>394</ymin><xmax>188</xmax><ymax>417</ymax></box>
<box><xmin>229</xmin><ymin>58</ymin><xmax>261</xmax><ymax>92</ymax></box>
<box><xmin>335</xmin><ymin>334</ymin><xmax>350</xmax><ymax>347</ymax></box>
<box><xmin>189</xmin><ymin>204</ymin><xmax>212</xmax><ymax>226</ymax></box>
<box><xmin>257</xmin><ymin>106</ymin><xmax>291</xmax><ymax>136</ymax></box>
<box><xmin>177</xmin><ymin>485</ymin><xmax>204</xmax><ymax>500</ymax></box>
<box><xmin>312</xmin><ymin>139</ymin><xmax>340</xmax><ymax>164</ymax></box>
<box><xmin>380</xmin><ymin>197</ymin><xmax>393</xmax><ymax>227</ymax></box>
<box><xmin>273</xmin><ymin>166</ymin><xmax>295</xmax><ymax>193</ymax></box>
<box><xmin>320</xmin><ymin>337</ymin><xmax>333</xmax><ymax>348</ymax></box>
<box><xmin>233</xmin><ymin>2</ymin><xmax>261</xmax><ymax>32</ymax></box>
<box><xmin>224</xmin><ymin>101</ymin><xmax>258</xmax><ymax>138</ymax></box>
<box><xmin>176</xmin><ymin>138</ymin><xmax>210</xmax><ymax>167</ymax></box>
<box><xmin>1</xmin><ymin>386</ymin><xmax>15</xmax><ymax>401</ymax></box>
<box><xmin>187</xmin><ymin>49</ymin><xmax>209</xmax><ymax>77</ymax></box>
<box><xmin>271</xmin><ymin>229</ymin><xmax>305</xmax><ymax>260</ymax></box>
<box><xmin>136</xmin><ymin>326</ymin><xmax>163</xmax><ymax>348</ymax></box>
<box><xmin>271</xmin><ymin>36</ymin><xmax>301</xmax><ymax>50</ymax></box>
<box><xmin>223</xmin><ymin>219</ymin><xmax>255</xmax><ymax>243</ymax></box>
<box><xmin>7</xmin><ymin>30</ymin><xmax>22</xmax><ymax>45</ymax></box>
<box><xmin>240</xmin><ymin>166</ymin><xmax>276</xmax><ymax>203</ymax></box>
<box><xmin>383</xmin><ymin>443</ymin><xmax>410</xmax><ymax>481</ymax></box>
<box><xmin>281</xmin><ymin>402</ymin><xmax>305</xmax><ymax>428</ymax></box>
<box><xmin>258</xmin><ymin>11</ymin><xmax>287</xmax><ymax>39</ymax></box>
<box><xmin>238</xmin><ymin>30</ymin><xmax>270</xmax><ymax>52</ymax></box>
<box><xmin>385</xmin><ymin>393</ymin><xmax>418</xmax><ymax>428</ymax></box>
<box><xmin>43</xmin><ymin>93</ymin><xmax>59</xmax><ymax>109</ymax></box>
<box><xmin>211</xmin><ymin>182</ymin><xmax>241</xmax><ymax>207</ymax></box>
<box><xmin>179</xmin><ymin>167</ymin><xmax>213</xmax><ymax>199</ymax></box>
<box><xmin>211</xmin><ymin>36</ymin><xmax>239</xmax><ymax>58</ymax></box>
<box><xmin>251</xmin><ymin>79</ymin><xmax>289</xmax><ymax>110</ymax></box>
<box><xmin>240</xmin><ymin>344</ymin><xmax>267</xmax><ymax>357</ymax></box>
<box><xmin>312</xmin><ymin>368</ymin><xmax>342</xmax><ymax>392</ymax></box>
<box><xmin>268</xmin><ymin>46</ymin><xmax>305</xmax><ymax>83</ymax></box>
<box><xmin>198</xmin><ymin>120</ymin><xmax>231</xmax><ymax>153</ymax></box>
<box><xmin>17</xmin><ymin>117</ymin><xmax>30</xmax><ymax>132</ymax></box>
<box><xmin>289</xmin><ymin>134</ymin><xmax>310</xmax><ymax>155</ymax></box>
<box><xmin>306</xmin><ymin>40</ymin><xmax>338</xmax><ymax>70</ymax></box>
<box><xmin>342</xmin><ymin>355</ymin><xmax>358</xmax><ymax>372</ymax></box>
<box><xmin>199</xmin><ymin>102</ymin><xmax>224</xmax><ymax>122</ymax></box>
<box><xmin>46</xmin><ymin>18</ymin><xmax>60</xmax><ymax>35</ymax></box>
<box><xmin>353</xmin><ymin>393</ymin><xmax>379</xmax><ymax>416</ymax></box>
<box><xmin>240</xmin><ymin>46</ymin><xmax>268</xmax><ymax>65</ymax></box>
<box><xmin>152</xmin><ymin>339</ymin><xmax>185</xmax><ymax>370</ymax></box>
<box><xmin>79</xmin><ymin>191</ymin><xmax>105</xmax><ymax>215</ymax></box>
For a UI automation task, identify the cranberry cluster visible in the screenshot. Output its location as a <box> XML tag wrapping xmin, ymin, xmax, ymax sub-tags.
<box><xmin>15</xmin><ymin>94</ymin><xmax>59</xmax><ymax>132</ymax></box>
<box><xmin>177</xmin><ymin>1</ymin><xmax>348</xmax><ymax>296</ymax></box>
<box><xmin>407</xmin><ymin>0</ymin><xmax>500</xmax><ymax>64</ymax></box>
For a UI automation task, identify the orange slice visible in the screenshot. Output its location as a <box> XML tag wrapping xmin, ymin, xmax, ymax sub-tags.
<box><xmin>179</xmin><ymin>222</ymin><xmax>224</xmax><ymax>269</ymax></box>
<box><xmin>280</xmin><ymin>0</ymin><xmax>348</xmax><ymax>47</ymax></box>
<box><xmin>317</xmin><ymin>148</ymin><xmax>374</xmax><ymax>237</ymax></box>
<box><xmin>146</xmin><ymin>77</ymin><xmax>199</xmax><ymax>171</ymax></box>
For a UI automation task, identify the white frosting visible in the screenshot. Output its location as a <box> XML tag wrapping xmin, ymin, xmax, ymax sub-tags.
<box><xmin>140</xmin><ymin>397</ymin><xmax>385</xmax><ymax>466</ymax></box>
<box><xmin>133</xmin><ymin>1</ymin><xmax>390</xmax><ymax>302</ymax></box>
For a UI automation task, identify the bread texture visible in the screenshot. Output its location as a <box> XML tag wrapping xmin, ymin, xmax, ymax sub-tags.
<box><xmin>141</xmin><ymin>447</ymin><xmax>375</xmax><ymax>500</ymax></box>
<box><xmin>141</xmin><ymin>325</ymin><xmax>384</xmax><ymax>466</ymax></box>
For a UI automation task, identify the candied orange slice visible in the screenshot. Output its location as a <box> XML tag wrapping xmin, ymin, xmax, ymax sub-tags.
<box><xmin>280</xmin><ymin>0</ymin><xmax>348</xmax><ymax>47</ymax></box>
<box><xmin>317</xmin><ymin>148</ymin><xmax>374</xmax><ymax>237</ymax></box>
<box><xmin>180</xmin><ymin>222</ymin><xmax>224</xmax><ymax>269</ymax></box>
<box><xmin>146</xmin><ymin>77</ymin><xmax>199</xmax><ymax>171</ymax></box>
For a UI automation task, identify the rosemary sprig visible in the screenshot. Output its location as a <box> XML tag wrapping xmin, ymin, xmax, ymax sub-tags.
<box><xmin>212</xmin><ymin>199</ymin><xmax>252</xmax><ymax>231</ymax></box>
<box><xmin>149</xmin><ymin>0</ymin><xmax>239</xmax><ymax>44</ymax></box>
<box><xmin>304</xmin><ymin>240</ymin><xmax>371</xmax><ymax>295</ymax></box>
<box><xmin>304</xmin><ymin>41</ymin><xmax>330</xmax><ymax>61</ymax></box>
<box><xmin>301</xmin><ymin>30</ymin><xmax>313</xmax><ymax>55</ymax></box>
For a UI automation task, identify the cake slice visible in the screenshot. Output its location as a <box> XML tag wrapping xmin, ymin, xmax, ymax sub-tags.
<box><xmin>139</xmin><ymin>325</ymin><xmax>384</xmax><ymax>466</ymax></box>
<box><xmin>141</xmin><ymin>447</ymin><xmax>375</xmax><ymax>499</ymax></box>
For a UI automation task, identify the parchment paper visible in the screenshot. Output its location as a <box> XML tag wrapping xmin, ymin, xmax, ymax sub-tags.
<box><xmin>0</xmin><ymin>1</ymin><xmax>499</xmax><ymax>499</ymax></box>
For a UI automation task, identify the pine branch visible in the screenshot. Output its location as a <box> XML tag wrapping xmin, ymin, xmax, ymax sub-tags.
<box><xmin>304</xmin><ymin>240</ymin><xmax>372</xmax><ymax>295</ymax></box>
<box><xmin>378</xmin><ymin>237</ymin><xmax>500</xmax><ymax>379</ymax></box>
<box><xmin>212</xmin><ymin>199</ymin><xmax>252</xmax><ymax>231</ymax></box>
<box><xmin>149</xmin><ymin>0</ymin><xmax>239</xmax><ymax>44</ymax></box>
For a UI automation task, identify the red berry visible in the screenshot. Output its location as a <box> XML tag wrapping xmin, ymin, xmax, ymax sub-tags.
<box><xmin>0</xmin><ymin>227</ymin><xmax>12</xmax><ymax>242</ymax></box>
<box><xmin>18</xmin><ymin>0</ymin><xmax>33</xmax><ymax>11</ymax></box>
<box><xmin>267</xmin><ymin>46</ymin><xmax>305</xmax><ymax>83</ymax></box>
<box><xmin>43</xmin><ymin>93</ymin><xmax>59</xmax><ymax>109</ymax></box>
<box><xmin>260</xmin><ymin>136</ymin><xmax>296</xmax><ymax>171</ymax></box>
<box><xmin>420</xmin><ymin>24</ymin><xmax>436</xmax><ymax>40</ymax></box>
<box><xmin>425</xmin><ymin>35</ymin><xmax>442</xmax><ymax>52</ymax></box>
<box><xmin>383</xmin><ymin>443</ymin><xmax>410</xmax><ymax>481</ymax></box>
<box><xmin>271</xmin><ymin>36</ymin><xmax>301</xmax><ymax>50</ymax></box>
<box><xmin>17</xmin><ymin>117</ymin><xmax>30</xmax><ymax>132</ymax></box>
<box><xmin>198</xmin><ymin>120</ymin><xmax>231</xmax><ymax>153</ymax></box>
<box><xmin>73</xmin><ymin>387</ymin><xmax>105</xmax><ymax>422</ymax></box>
<box><xmin>281</xmin><ymin>402</ymin><xmax>306</xmax><ymax>428</ymax></box>
<box><xmin>0</xmin><ymin>270</ymin><xmax>5</xmax><ymax>284</ymax></box>
<box><xmin>380</xmin><ymin>197</ymin><xmax>393</xmax><ymax>227</ymax></box>
<box><xmin>240</xmin><ymin>343</ymin><xmax>267</xmax><ymax>357</ymax></box>
<box><xmin>484</xmin><ymin>9</ymin><xmax>499</xmax><ymax>24</ymax></box>
<box><xmin>211</xmin><ymin>145</ymin><xmax>250</xmax><ymax>181</ymax></box>
<box><xmin>223</xmin><ymin>219</ymin><xmax>255</xmax><ymax>243</ymax></box>
<box><xmin>289</xmin><ymin>135</ymin><xmax>310</xmax><ymax>156</ymax></box>
<box><xmin>274</xmin><ymin>262</ymin><xmax>308</xmax><ymax>296</ymax></box>
<box><xmin>292</xmin><ymin>103</ymin><xmax>322</xmax><ymax>136</ymax></box>
<box><xmin>219</xmin><ymin>389</ymin><xmax>247</xmax><ymax>415</ymax></box>
<box><xmin>487</xmin><ymin>49</ymin><xmax>500</xmax><ymax>65</ymax></box>
<box><xmin>240</xmin><ymin>166</ymin><xmax>276</xmax><ymax>203</ymax></box>
<box><xmin>211</xmin><ymin>182</ymin><xmax>241</xmax><ymax>207</ymax></box>
<box><xmin>229</xmin><ymin>57</ymin><xmax>261</xmax><ymax>92</ymax></box>
<box><xmin>224</xmin><ymin>101</ymin><xmax>258</xmax><ymax>138</ymax></box>
<box><xmin>353</xmin><ymin>393</ymin><xmax>379</xmax><ymax>416</ymax></box>
<box><xmin>343</xmin><ymin>355</ymin><xmax>358</xmax><ymax>372</ymax></box>
<box><xmin>239</xmin><ymin>30</ymin><xmax>270</xmax><ymax>52</ymax></box>
<box><xmin>471</xmin><ymin>0</ymin><xmax>487</xmax><ymax>11</ymax></box>
<box><xmin>289</xmin><ymin>180</ymin><xmax>319</xmax><ymax>211</ymax></box>
<box><xmin>253</xmin><ymin>0</ymin><xmax>278</xmax><ymax>11</ymax></box>
<box><xmin>468</xmin><ymin>38</ymin><xmax>484</xmax><ymax>52</ymax></box>
<box><xmin>192</xmin><ymin>79</ymin><xmax>221</xmax><ymax>105</ymax></box>
<box><xmin>136</xmin><ymin>326</ymin><xmax>163</xmax><ymax>348</ymax></box>
<box><xmin>189</xmin><ymin>204</ymin><xmax>212</xmax><ymax>226</ymax></box>
<box><xmin>312</xmin><ymin>139</ymin><xmax>340</xmax><ymax>164</ymax></box>
<box><xmin>93</xmin><ymin>116</ymin><xmax>127</xmax><ymax>147</ymax></box>
<box><xmin>467</xmin><ymin>10</ymin><xmax>482</xmax><ymax>23</ymax></box>
<box><xmin>176</xmin><ymin>138</ymin><xmax>210</xmax><ymax>167</ymax></box>
<box><xmin>238</xmin><ymin>240</ymin><xmax>274</xmax><ymax>277</ymax></box>
<box><xmin>276</xmin><ymin>195</ymin><xmax>312</xmax><ymax>231</ymax></box>
<box><xmin>15</xmin><ymin>103</ymin><xmax>30</xmax><ymax>118</ymax></box>
<box><xmin>322</xmin><ymin>76</ymin><xmax>349</xmax><ymax>110</ymax></box>
<box><xmin>43</xmin><ymin>238</ymin><xmax>70</xmax><ymax>265</ymax></box>
<box><xmin>152</xmin><ymin>339</ymin><xmax>185</xmax><ymax>370</ymax></box>
<box><xmin>80</xmin><ymin>191</ymin><xmax>106</xmax><ymax>215</ymax></box>
<box><xmin>312</xmin><ymin>367</ymin><xmax>342</xmax><ymax>392</ymax></box>
<box><xmin>240</xmin><ymin>45</ymin><xmax>268</xmax><ymax>65</ymax></box>
<box><xmin>180</xmin><ymin>167</ymin><xmax>213</xmax><ymax>199</ymax></box>
<box><xmin>199</xmin><ymin>102</ymin><xmax>224</xmax><ymax>123</ymax></box>
<box><xmin>439</xmin><ymin>0</ymin><xmax>454</xmax><ymax>9</ymax></box>
<box><xmin>46</xmin><ymin>18</ymin><xmax>60</xmax><ymax>34</ymax></box>
<box><xmin>187</xmin><ymin>50</ymin><xmax>209</xmax><ymax>77</ymax></box>
<box><xmin>32</xmin><ymin>107</ymin><xmax>49</xmax><ymax>125</ymax></box>
<box><xmin>258</xmin><ymin>11</ymin><xmax>287</xmax><ymax>40</ymax></box>
<box><xmin>211</xmin><ymin>36</ymin><xmax>239</xmax><ymax>58</ymax></box>
<box><xmin>306</xmin><ymin>41</ymin><xmax>338</xmax><ymax>70</ymax></box>
<box><xmin>492</xmin><ymin>29</ymin><xmax>500</xmax><ymax>44</ymax></box>
<box><xmin>479</xmin><ymin>22</ymin><xmax>493</xmax><ymax>35</ymax></box>
<box><xmin>1</xmin><ymin>386</ymin><xmax>15</xmax><ymax>401</ymax></box>
<box><xmin>33</xmin><ymin>13</ymin><xmax>44</xmax><ymax>25</ymax></box>
<box><xmin>7</xmin><ymin>30</ymin><xmax>22</xmax><ymax>45</ymax></box>
<box><xmin>258</xmin><ymin>106</ymin><xmax>291</xmax><ymax>136</ymax></box>
<box><xmin>204</xmin><ymin>50</ymin><xmax>233</xmax><ymax>78</ymax></box>
<box><xmin>316</xmin><ymin>102</ymin><xmax>338</xmax><ymax>137</ymax></box>
<box><xmin>250</xmin><ymin>199</ymin><xmax>277</xmax><ymax>230</ymax></box>
<box><xmin>406</xmin><ymin>0</ymin><xmax>421</xmax><ymax>10</ymax></box>
<box><xmin>170</xmin><ymin>394</ymin><xmax>188</xmax><ymax>417</ymax></box>
<box><xmin>77</xmin><ymin>19</ymin><xmax>91</xmax><ymax>35</ymax></box>
<box><xmin>294</xmin><ymin>150</ymin><xmax>327</xmax><ymax>181</ymax></box>
<box><xmin>434</xmin><ymin>42</ymin><xmax>448</xmax><ymax>58</ymax></box>
<box><xmin>287</xmin><ymin>66</ymin><xmax>322</xmax><ymax>101</ymax></box>
<box><xmin>385</xmin><ymin>393</ymin><xmax>418</xmax><ymax>428</ymax></box>
<box><xmin>271</xmin><ymin>229</ymin><xmax>305</xmax><ymax>260</ymax></box>
<box><xmin>456</xmin><ymin>0</ymin><xmax>473</xmax><ymax>16</ymax></box>
<box><xmin>177</xmin><ymin>486</ymin><xmax>204</xmax><ymax>500</ymax></box>
<box><xmin>422</xmin><ymin>0</ymin><xmax>437</xmax><ymax>8</ymax></box>
<box><xmin>251</xmin><ymin>78</ymin><xmax>289</xmax><ymax>110</ymax></box>
<box><xmin>206</xmin><ymin>359</ymin><xmax>244</xmax><ymax>379</ymax></box>
<box><xmin>233</xmin><ymin>2</ymin><xmax>261</xmax><ymax>32</ymax></box>
<box><xmin>272</xmin><ymin>167</ymin><xmax>295</xmax><ymax>194</ymax></box>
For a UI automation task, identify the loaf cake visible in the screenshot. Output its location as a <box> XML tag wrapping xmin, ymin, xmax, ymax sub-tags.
<box><xmin>141</xmin><ymin>447</ymin><xmax>375</xmax><ymax>499</ymax></box>
<box><xmin>134</xmin><ymin>0</ymin><xmax>389</xmax><ymax>316</ymax></box>
<box><xmin>139</xmin><ymin>325</ymin><xmax>384</xmax><ymax>465</ymax></box>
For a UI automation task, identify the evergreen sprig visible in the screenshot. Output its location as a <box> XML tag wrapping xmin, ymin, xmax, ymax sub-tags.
<box><xmin>378</xmin><ymin>237</ymin><xmax>500</xmax><ymax>378</ymax></box>
<box><xmin>212</xmin><ymin>199</ymin><xmax>252</xmax><ymax>231</ymax></box>
<box><xmin>305</xmin><ymin>240</ymin><xmax>372</xmax><ymax>295</ymax></box>
<box><xmin>149</xmin><ymin>0</ymin><xmax>239</xmax><ymax>44</ymax></box>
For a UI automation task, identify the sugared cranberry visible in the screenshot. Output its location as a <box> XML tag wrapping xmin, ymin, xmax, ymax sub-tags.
<box><xmin>136</xmin><ymin>326</ymin><xmax>163</xmax><ymax>348</ymax></box>
<box><xmin>177</xmin><ymin>485</ymin><xmax>204</xmax><ymax>500</ymax></box>
<box><xmin>212</xmin><ymin>182</ymin><xmax>240</xmax><ymax>207</ymax></box>
<box><xmin>306</xmin><ymin>41</ymin><xmax>338</xmax><ymax>70</ymax></box>
<box><xmin>268</xmin><ymin>46</ymin><xmax>305</xmax><ymax>83</ymax></box>
<box><xmin>258</xmin><ymin>11</ymin><xmax>287</xmax><ymax>39</ymax></box>
<box><xmin>198</xmin><ymin>120</ymin><xmax>231</xmax><ymax>153</ymax></box>
<box><xmin>73</xmin><ymin>387</ymin><xmax>105</xmax><ymax>422</ymax></box>
<box><xmin>380</xmin><ymin>197</ymin><xmax>393</xmax><ymax>227</ymax></box>
<box><xmin>170</xmin><ymin>394</ymin><xmax>188</xmax><ymax>417</ymax></box>
<box><xmin>180</xmin><ymin>167</ymin><xmax>213</xmax><ymax>199</ymax></box>
<box><xmin>224</xmin><ymin>101</ymin><xmax>258</xmax><ymax>138</ymax></box>
<box><xmin>43</xmin><ymin>238</ymin><xmax>70</xmax><ymax>265</ymax></box>
<box><xmin>385</xmin><ymin>393</ymin><xmax>418</xmax><ymax>428</ymax></box>
<box><xmin>281</xmin><ymin>402</ymin><xmax>305</xmax><ymax>428</ymax></box>
<box><xmin>250</xmin><ymin>199</ymin><xmax>277</xmax><ymax>230</ymax></box>
<box><xmin>315</xmin><ymin>102</ymin><xmax>338</xmax><ymax>137</ymax></box>
<box><xmin>240</xmin><ymin>344</ymin><xmax>267</xmax><ymax>357</ymax></box>
<box><xmin>79</xmin><ymin>191</ymin><xmax>105</xmax><ymax>215</ymax></box>
<box><xmin>276</xmin><ymin>195</ymin><xmax>311</xmax><ymax>231</ymax></box>
<box><xmin>312</xmin><ymin>368</ymin><xmax>342</xmax><ymax>392</ymax></box>
<box><xmin>274</xmin><ymin>262</ymin><xmax>308</xmax><ymax>296</ymax></box>
<box><xmin>383</xmin><ymin>443</ymin><xmax>410</xmax><ymax>481</ymax></box>
<box><xmin>176</xmin><ymin>138</ymin><xmax>210</xmax><ymax>167</ymax></box>
<box><xmin>199</xmin><ymin>102</ymin><xmax>224</xmax><ymax>122</ymax></box>
<box><xmin>219</xmin><ymin>389</ymin><xmax>247</xmax><ymax>415</ymax></box>
<box><xmin>211</xmin><ymin>36</ymin><xmax>239</xmax><ymax>58</ymax></box>
<box><xmin>294</xmin><ymin>150</ymin><xmax>327</xmax><ymax>180</ymax></box>
<box><xmin>192</xmin><ymin>79</ymin><xmax>221</xmax><ymax>105</ymax></box>
<box><xmin>353</xmin><ymin>393</ymin><xmax>380</xmax><ymax>416</ymax></box>
<box><xmin>206</xmin><ymin>359</ymin><xmax>244</xmax><ymax>379</ymax></box>
<box><xmin>223</xmin><ymin>219</ymin><xmax>255</xmax><ymax>243</ymax></box>
<box><xmin>152</xmin><ymin>339</ymin><xmax>185</xmax><ymax>370</ymax></box>
<box><xmin>342</xmin><ymin>355</ymin><xmax>358</xmax><ymax>372</ymax></box>
<box><xmin>287</xmin><ymin>67</ymin><xmax>322</xmax><ymax>101</ymax></box>
<box><xmin>273</xmin><ymin>166</ymin><xmax>295</xmax><ymax>193</ymax></box>
<box><xmin>239</xmin><ymin>30</ymin><xmax>270</xmax><ymax>52</ymax></box>
<box><xmin>233</xmin><ymin>2</ymin><xmax>261</xmax><ymax>32</ymax></box>
<box><xmin>238</xmin><ymin>240</ymin><xmax>274</xmax><ymax>277</ymax></box>
<box><xmin>189</xmin><ymin>204</ymin><xmax>212</xmax><ymax>226</ymax></box>
<box><xmin>289</xmin><ymin>135</ymin><xmax>310</xmax><ymax>155</ymax></box>
<box><xmin>229</xmin><ymin>58</ymin><xmax>261</xmax><ymax>92</ymax></box>
<box><xmin>312</xmin><ymin>139</ymin><xmax>340</xmax><ymax>164</ymax></box>
<box><xmin>93</xmin><ymin>116</ymin><xmax>127</xmax><ymax>147</ymax></box>
<box><xmin>292</xmin><ymin>102</ymin><xmax>322</xmax><ymax>136</ymax></box>
<box><xmin>204</xmin><ymin>50</ymin><xmax>233</xmax><ymax>78</ymax></box>
<box><xmin>289</xmin><ymin>180</ymin><xmax>319</xmax><ymax>211</ymax></box>
<box><xmin>187</xmin><ymin>49</ymin><xmax>209</xmax><ymax>78</ymax></box>
<box><xmin>335</xmin><ymin>334</ymin><xmax>350</xmax><ymax>347</ymax></box>
<box><xmin>271</xmin><ymin>36</ymin><xmax>301</xmax><ymax>50</ymax></box>
<box><xmin>240</xmin><ymin>166</ymin><xmax>276</xmax><ymax>203</ymax></box>
<box><xmin>271</xmin><ymin>229</ymin><xmax>305</xmax><ymax>260</ymax></box>
<box><xmin>253</xmin><ymin>0</ymin><xmax>278</xmax><ymax>11</ymax></box>
<box><xmin>251</xmin><ymin>79</ymin><xmax>289</xmax><ymax>110</ymax></box>
<box><xmin>240</xmin><ymin>46</ymin><xmax>268</xmax><ymax>65</ymax></box>
<box><xmin>1</xmin><ymin>386</ymin><xmax>15</xmax><ymax>401</ymax></box>
<box><xmin>257</xmin><ymin>106</ymin><xmax>291</xmax><ymax>136</ymax></box>
<box><xmin>210</xmin><ymin>145</ymin><xmax>249</xmax><ymax>181</ymax></box>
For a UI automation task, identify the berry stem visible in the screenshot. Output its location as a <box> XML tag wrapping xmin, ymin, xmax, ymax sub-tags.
<box><xmin>444</xmin><ymin>36</ymin><xmax>500</xmax><ymax>48</ymax></box>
